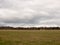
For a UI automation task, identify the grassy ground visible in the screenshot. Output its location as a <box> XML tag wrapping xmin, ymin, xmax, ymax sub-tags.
<box><xmin>0</xmin><ymin>30</ymin><xmax>60</xmax><ymax>45</ymax></box>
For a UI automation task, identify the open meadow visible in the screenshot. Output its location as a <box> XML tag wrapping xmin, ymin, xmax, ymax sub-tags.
<box><xmin>0</xmin><ymin>30</ymin><xmax>60</xmax><ymax>45</ymax></box>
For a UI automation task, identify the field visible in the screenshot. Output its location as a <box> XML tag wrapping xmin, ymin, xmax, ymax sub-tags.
<box><xmin>0</xmin><ymin>30</ymin><xmax>60</xmax><ymax>45</ymax></box>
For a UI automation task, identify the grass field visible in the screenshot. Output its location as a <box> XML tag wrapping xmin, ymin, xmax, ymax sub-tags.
<box><xmin>0</xmin><ymin>30</ymin><xmax>60</xmax><ymax>45</ymax></box>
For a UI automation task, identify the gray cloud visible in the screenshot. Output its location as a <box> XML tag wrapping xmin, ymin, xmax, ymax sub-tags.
<box><xmin>0</xmin><ymin>0</ymin><xmax>60</xmax><ymax>27</ymax></box>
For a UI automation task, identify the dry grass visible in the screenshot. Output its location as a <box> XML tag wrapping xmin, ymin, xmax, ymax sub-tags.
<box><xmin>0</xmin><ymin>30</ymin><xmax>60</xmax><ymax>45</ymax></box>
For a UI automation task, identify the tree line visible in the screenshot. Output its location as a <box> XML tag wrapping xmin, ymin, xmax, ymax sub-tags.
<box><xmin>0</xmin><ymin>26</ymin><xmax>60</xmax><ymax>30</ymax></box>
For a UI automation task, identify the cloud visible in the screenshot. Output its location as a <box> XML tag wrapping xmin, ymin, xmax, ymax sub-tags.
<box><xmin>0</xmin><ymin>0</ymin><xmax>60</xmax><ymax>27</ymax></box>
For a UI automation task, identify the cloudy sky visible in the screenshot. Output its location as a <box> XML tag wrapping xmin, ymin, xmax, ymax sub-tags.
<box><xmin>0</xmin><ymin>0</ymin><xmax>60</xmax><ymax>27</ymax></box>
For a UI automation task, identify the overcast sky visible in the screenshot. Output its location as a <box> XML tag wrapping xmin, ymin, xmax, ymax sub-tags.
<box><xmin>0</xmin><ymin>0</ymin><xmax>60</xmax><ymax>27</ymax></box>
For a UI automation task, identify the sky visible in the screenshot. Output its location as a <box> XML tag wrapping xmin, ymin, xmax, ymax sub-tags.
<box><xmin>0</xmin><ymin>0</ymin><xmax>60</xmax><ymax>27</ymax></box>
